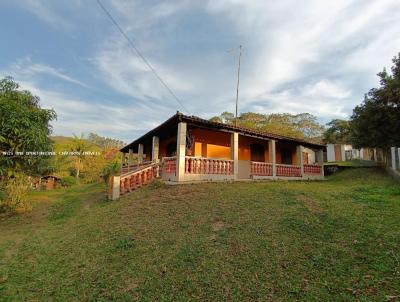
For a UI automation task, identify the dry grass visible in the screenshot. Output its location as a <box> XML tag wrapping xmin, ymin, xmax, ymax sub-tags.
<box><xmin>0</xmin><ymin>168</ymin><xmax>399</xmax><ymax>301</ymax></box>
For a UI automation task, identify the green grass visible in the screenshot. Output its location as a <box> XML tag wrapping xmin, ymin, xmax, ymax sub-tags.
<box><xmin>324</xmin><ymin>159</ymin><xmax>379</xmax><ymax>167</ymax></box>
<box><xmin>0</xmin><ymin>168</ymin><xmax>399</xmax><ymax>301</ymax></box>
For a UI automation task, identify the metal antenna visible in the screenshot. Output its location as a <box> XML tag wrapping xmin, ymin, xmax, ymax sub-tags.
<box><xmin>235</xmin><ymin>45</ymin><xmax>242</xmax><ymax>127</ymax></box>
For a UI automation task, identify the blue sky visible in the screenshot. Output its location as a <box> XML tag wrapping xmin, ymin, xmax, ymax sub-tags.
<box><xmin>1</xmin><ymin>0</ymin><xmax>399</xmax><ymax>142</ymax></box>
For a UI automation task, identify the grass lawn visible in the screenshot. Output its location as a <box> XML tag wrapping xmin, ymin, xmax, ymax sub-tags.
<box><xmin>324</xmin><ymin>159</ymin><xmax>379</xmax><ymax>167</ymax></box>
<box><xmin>0</xmin><ymin>168</ymin><xmax>399</xmax><ymax>301</ymax></box>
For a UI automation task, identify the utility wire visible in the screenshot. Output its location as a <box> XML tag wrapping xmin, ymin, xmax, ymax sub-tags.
<box><xmin>96</xmin><ymin>0</ymin><xmax>191</xmax><ymax>115</ymax></box>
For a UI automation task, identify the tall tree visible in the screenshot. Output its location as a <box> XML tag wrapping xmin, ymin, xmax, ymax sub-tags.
<box><xmin>69</xmin><ymin>134</ymin><xmax>92</xmax><ymax>180</ymax></box>
<box><xmin>351</xmin><ymin>53</ymin><xmax>400</xmax><ymax>148</ymax></box>
<box><xmin>323</xmin><ymin>119</ymin><xmax>351</xmax><ymax>144</ymax></box>
<box><xmin>210</xmin><ymin>111</ymin><xmax>324</xmax><ymax>143</ymax></box>
<box><xmin>0</xmin><ymin>77</ymin><xmax>56</xmax><ymax>176</ymax></box>
<box><xmin>87</xmin><ymin>133</ymin><xmax>124</xmax><ymax>149</ymax></box>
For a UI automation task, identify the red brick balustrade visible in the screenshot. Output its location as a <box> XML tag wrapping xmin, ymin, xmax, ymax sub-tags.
<box><xmin>304</xmin><ymin>164</ymin><xmax>322</xmax><ymax>174</ymax></box>
<box><xmin>185</xmin><ymin>157</ymin><xmax>234</xmax><ymax>175</ymax></box>
<box><xmin>163</xmin><ymin>156</ymin><xmax>177</xmax><ymax>173</ymax></box>
<box><xmin>276</xmin><ymin>164</ymin><xmax>302</xmax><ymax>177</ymax></box>
<box><xmin>120</xmin><ymin>163</ymin><xmax>159</xmax><ymax>195</ymax></box>
<box><xmin>250</xmin><ymin>161</ymin><xmax>273</xmax><ymax>176</ymax></box>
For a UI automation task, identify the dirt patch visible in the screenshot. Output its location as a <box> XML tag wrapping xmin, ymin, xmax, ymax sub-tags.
<box><xmin>212</xmin><ymin>220</ymin><xmax>224</xmax><ymax>232</ymax></box>
<box><xmin>297</xmin><ymin>195</ymin><xmax>325</xmax><ymax>215</ymax></box>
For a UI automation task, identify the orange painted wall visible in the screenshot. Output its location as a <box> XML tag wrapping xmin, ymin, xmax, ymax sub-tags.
<box><xmin>238</xmin><ymin>135</ymin><xmax>269</xmax><ymax>161</ymax></box>
<box><xmin>158</xmin><ymin>127</ymin><xmax>299</xmax><ymax>164</ymax></box>
<box><xmin>159</xmin><ymin>136</ymin><xmax>177</xmax><ymax>157</ymax></box>
<box><xmin>191</xmin><ymin>128</ymin><xmax>231</xmax><ymax>159</ymax></box>
<box><xmin>275</xmin><ymin>143</ymin><xmax>298</xmax><ymax>164</ymax></box>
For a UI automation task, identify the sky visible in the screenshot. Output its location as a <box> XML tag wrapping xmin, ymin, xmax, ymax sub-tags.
<box><xmin>1</xmin><ymin>0</ymin><xmax>399</xmax><ymax>143</ymax></box>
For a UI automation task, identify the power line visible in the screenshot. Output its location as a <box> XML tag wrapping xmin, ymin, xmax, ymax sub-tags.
<box><xmin>96</xmin><ymin>0</ymin><xmax>191</xmax><ymax>115</ymax></box>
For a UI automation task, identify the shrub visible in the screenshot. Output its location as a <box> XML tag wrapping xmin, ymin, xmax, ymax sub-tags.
<box><xmin>1</xmin><ymin>173</ymin><xmax>31</xmax><ymax>213</ymax></box>
<box><xmin>102</xmin><ymin>161</ymin><xmax>121</xmax><ymax>183</ymax></box>
<box><xmin>61</xmin><ymin>176</ymin><xmax>77</xmax><ymax>187</ymax></box>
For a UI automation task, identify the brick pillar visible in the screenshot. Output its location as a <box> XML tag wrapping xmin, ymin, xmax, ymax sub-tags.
<box><xmin>268</xmin><ymin>140</ymin><xmax>276</xmax><ymax>177</ymax></box>
<box><xmin>231</xmin><ymin>132</ymin><xmax>239</xmax><ymax>180</ymax></box>
<box><xmin>152</xmin><ymin>136</ymin><xmax>159</xmax><ymax>163</ymax></box>
<box><xmin>138</xmin><ymin>144</ymin><xmax>144</xmax><ymax>164</ymax></box>
<box><xmin>296</xmin><ymin>145</ymin><xmax>304</xmax><ymax>177</ymax></box>
<box><xmin>391</xmin><ymin>147</ymin><xmax>396</xmax><ymax>170</ymax></box>
<box><xmin>176</xmin><ymin>122</ymin><xmax>187</xmax><ymax>182</ymax></box>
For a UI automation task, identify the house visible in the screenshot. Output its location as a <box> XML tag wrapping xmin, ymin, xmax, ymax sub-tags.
<box><xmin>109</xmin><ymin>112</ymin><xmax>325</xmax><ymax>199</ymax></box>
<box><xmin>326</xmin><ymin>143</ymin><xmax>379</xmax><ymax>162</ymax></box>
<box><xmin>32</xmin><ymin>175</ymin><xmax>60</xmax><ymax>190</ymax></box>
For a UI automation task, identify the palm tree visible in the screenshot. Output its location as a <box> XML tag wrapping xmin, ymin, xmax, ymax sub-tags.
<box><xmin>70</xmin><ymin>134</ymin><xmax>91</xmax><ymax>181</ymax></box>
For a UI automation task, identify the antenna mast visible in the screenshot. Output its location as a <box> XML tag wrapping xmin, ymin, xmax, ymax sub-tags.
<box><xmin>235</xmin><ymin>45</ymin><xmax>242</xmax><ymax>127</ymax></box>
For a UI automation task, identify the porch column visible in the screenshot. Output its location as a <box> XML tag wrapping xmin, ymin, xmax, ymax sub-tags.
<box><xmin>316</xmin><ymin>149</ymin><xmax>324</xmax><ymax>177</ymax></box>
<box><xmin>340</xmin><ymin>144</ymin><xmax>346</xmax><ymax>161</ymax></box>
<box><xmin>128</xmin><ymin>149</ymin><xmax>133</xmax><ymax>166</ymax></box>
<box><xmin>360</xmin><ymin>148</ymin><xmax>364</xmax><ymax>160</ymax></box>
<box><xmin>152</xmin><ymin>136</ymin><xmax>159</xmax><ymax>163</ymax></box>
<box><xmin>373</xmin><ymin>148</ymin><xmax>377</xmax><ymax>162</ymax></box>
<box><xmin>138</xmin><ymin>144</ymin><xmax>144</xmax><ymax>164</ymax></box>
<box><xmin>296</xmin><ymin>145</ymin><xmax>304</xmax><ymax>177</ymax></box>
<box><xmin>268</xmin><ymin>140</ymin><xmax>276</xmax><ymax>177</ymax></box>
<box><xmin>176</xmin><ymin>122</ymin><xmax>187</xmax><ymax>182</ymax></box>
<box><xmin>231</xmin><ymin>132</ymin><xmax>239</xmax><ymax>180</ymax></box>
<box><xmin>391</xmin><ymin>147</ymin><xmax>396</xmax><ymax>170</ymax></box>
<box><xmin>120</xmin><ymin>152</ymin><xmax>125</xmax><ymax>166</ymax></box>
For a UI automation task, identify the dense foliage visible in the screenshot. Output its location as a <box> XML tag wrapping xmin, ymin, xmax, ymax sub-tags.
<box><xmin>210</xmin><ymin>111</ymin><xmax>324</xmax><ymax>143</ymax></box>
<box><xmin>0</xmin><ymin>77</ymin><xmax>57</xmax><ymax>176</ymax></box>
<box><xmin>51</xmin><ymin>134</ymin><xmax>121</xmax><ymax>184</ymax></box>
<box><xmin>351</xmin><ymin>54</ymin><xmax>400</xmax><ymax>148</ymax></box>
<box><xmin>323</xmin><ymin>119</ymin><xmax>352</xmax><ymax>144</ymax></box>
<box><xmin>1</xmin><ymin>173</ymin><xmax>31</xmax><ymax>213</ymax></box>
<box><xmin>87</xmin><ymin>133</ymin><xmax>124</xmax><ymax>149</ymax></box>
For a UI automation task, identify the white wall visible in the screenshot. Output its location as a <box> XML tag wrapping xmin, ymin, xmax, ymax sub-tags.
<box><xmin>326</xmin><ymin>144</ymin><xmax>335</xmax><ymax>162</ymax></box>
<box><xmin>303</xmin><ymin>147</ymin><xmax>316</xmax><ymax>164</ymax></box>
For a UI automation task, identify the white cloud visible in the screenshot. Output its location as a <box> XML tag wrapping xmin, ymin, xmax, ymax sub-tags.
<box><xmin>16</xmin><ymin>80</ymin><xmax>162</xmax><ymax>141</ymax></box>
<box><xmin>94</xmin><ymin>37</ymin><xmax>193</xmax><ymax>103</ymax></box>
<box><xmin>4</xmin><ymin>0</ymin><xmax>400</xmax><ymax>139</ymax></box>
<box><xmin>9</xmin><ymin>58</ymin><xmax>89</xmax><ymax>88</ymax></box>
<box><xmin>94</xmin><ymin>0</ymin><xmax>400</xmax><ymax>124</ymax></box>
<box><xmin>11</xmin><ymin>0</ymin><xmax>73</xmax><ymax>29</ymax></box>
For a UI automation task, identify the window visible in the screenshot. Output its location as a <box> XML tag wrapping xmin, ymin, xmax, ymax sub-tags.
<box><xmin>250</xmin><ymin>144</ymin><xmax>265</xmax><ymax>162</ymax></box>
<box><xmin>281</xmin><ymin>148</ymin><xmax>292</xmax><ymax>165</ymax></box>
<box><xmin>166</xmin><ymin>141</ymin><xmax>176</xmax><ymax>157</ymax></box>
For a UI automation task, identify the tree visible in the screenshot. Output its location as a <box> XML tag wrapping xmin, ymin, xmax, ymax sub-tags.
<box><xmin>87</xmin><ymin>133</ymin><xmax>124</xmax><ymax>149</ymax></box>
<box><xmin>69</xmin><ymin>134</ymin><xmax>92</xmax><ymax>181</ymax></box>
<box><xmin>210</xmin><ymin>111</ymin><xmax>235</xmax><ymax>124</ymax></box>
<box><xmin>210</xmin><ymin>111</ymin><xmax>324</xmax><ymax>143</ymax></box>
<box><xmin>323</xmin><ymin>119</ymin><xmax>351</xmax><ymax>144</ymax></box>
<box><xmin>0</xmin><ymin>77</ymin><xmax>56</xmax><ymax>176</ymax></box>
<box><xmin>351</xmin><ymin>53</ymin><xmax>400</xmax><ymax>148</ymax></box>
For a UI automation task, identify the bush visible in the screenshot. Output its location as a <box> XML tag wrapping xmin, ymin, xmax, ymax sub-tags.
<box><xmin>61</xmin><ymin>176</ymin><xmax>77</xmax><ymax>187</ymax></box>
<box><xmin>1</xmin><ymin>173</ymin><xmax>31</xmax><ymax>213</ymax></box>
<box><xmin>102</xmin><ymin>161</ymin><xmax>121</xmax><ymax>183</ymax></box>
